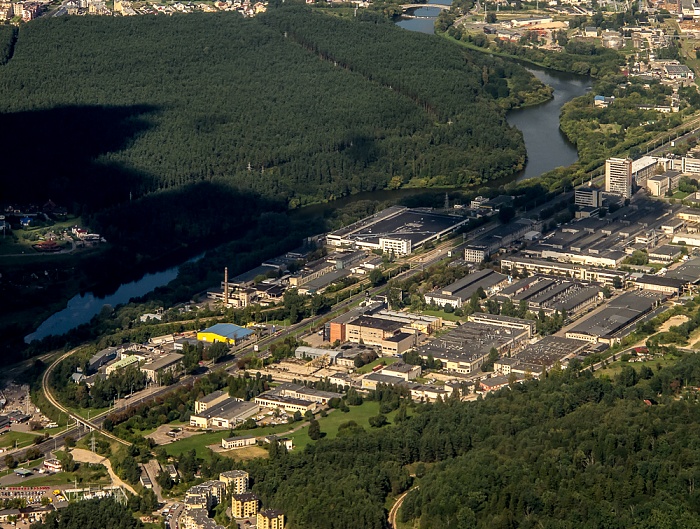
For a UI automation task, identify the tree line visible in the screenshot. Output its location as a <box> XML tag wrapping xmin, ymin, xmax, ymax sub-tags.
<box><xmin>242</xmin><ymin>352</ymin><xmax>700</xmax><ymax>529</ymax></box>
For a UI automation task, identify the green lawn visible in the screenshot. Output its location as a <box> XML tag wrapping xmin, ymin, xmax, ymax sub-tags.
<box><xmin>38</xmin><ymin>426</ymin><xmax>68</xmax><ymax>436</ymax></box>
<box><xmin>595</xmin><ymin>355</ymin><xmax>679</xmax><ymax>378</ymax></box>
<box><xmin>19</xmin><ymin>463</ymin><xmax>110</xmax><ymax>487</ymax></box>
<box><xmin>356</xmin><ymin>357</ymin><xmax>400</xmax><ymax>375</ymax></box>
<box><xmin>166</xmin><ymin>402</ymin><xmax>409</xmax><ymax>459</ymax></box>
<box><xmin>0</xmin><ymin>431</ymin><xmax>43</xmax><ymax>450</ymax></box>
<box><xmin>286</xmin><ymin>401</ymin><xmax>408</xmax><ymax>450</ymax></box>
<box><xmin>673</xmin><ymin>190</ymin><xmax>691</xmax><ymax>200</ymax></box>
<box><xmin>163</xmin><ymin>423</ymin><xmax>295</xmax><ymax>459</ymax></box>
<box><xmin>421</xmin><ymin>309</ymin><xmax>462</xmax><ymax>322</ymax></box>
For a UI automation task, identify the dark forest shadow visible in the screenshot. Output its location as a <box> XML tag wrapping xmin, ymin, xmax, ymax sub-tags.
<box><xmin>0</xmin><ymin>104</ymin><xmax>159</xmax><ymax>209</ymax></box>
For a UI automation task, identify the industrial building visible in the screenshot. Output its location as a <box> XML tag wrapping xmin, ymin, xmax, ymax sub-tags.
<box><xmin>195</xmin><ymin>390</ymin><xmax>230</xmax><ymax>415</ymax></box>
<box><xmin>105</xmin><ymin>355</ymin><xmax>140</xmax><ymax>376</ymax></box>
<box><xmin>500</xmin><ymin>256</ymin><xmax>628</xmax><ymax>287</ymax></box>
<box><xmin>565</xmin><ymin>291</ymin><xmax>664</xmax><ymax>344</ymax></box>
<box><xmin>381</xmin><ymin>362</ymin><xmax>421</xmax><ymax>381</ymax></box>
<box><xmin>197</xmin><ymin>323</ymin><xmax>253</xmax><ymax>345</ymax></box>
<box><xmin>189</xmin><ymin>398</ymin><xmax>259</xmax><ymax>429</ymax></box>
<box><xmin>632</xmin><ymin>275</ymin><xmax>687</xmax><ymax>295</ymax></box>
<box><xmin>497</xmin><ymin>276</ymin><xmax>601</xmax><ymax>316</ymax></box>
<box><xmin>414</xmin><ymin>322</ymin><xmax>530</xmax><ymax>374</ymax></box>
<box><xmin>424</xmin><ymin>269</ymin><xmax>507</xmax><ymax>308</ymax></box>
<box><xmin>326</xmin><ymin>206</ymin><xmax>469</xmax><ymax>256</ymax></box>
<box><xmin>667</xmin><ymin>257</ymin><xmax>700</xmax><ymax>283</ymax></box>
<box><xmin>324</xmin><ymin>300</ymin><xmax>385</xmax><ymax>343</ymax></box>
<box><xmin>463</xmin><ymin>219</ymin><xmax>541</xmax><ymax>262</ymax></box>
<box><xmin>648</xmin><ymin>245</ymin><xmax>682</xmax><ymax>263</ymax></box>
<box><xmin>575</xmin><ymin>186</ymin><xmax>602</xmax><ymax>207</ymax></box>
<box><xmin>467</xmin><ymin>313</ymin><xmax>536</xmax><ymax>338</ymax></box>
<box><xmin>294</xmin><ymin>346</ymin><xmax>342</xmax><ymax>364</ymax></box>
<box><xmin>272</xmin><ymin>383</ymin><xmax>343</xmax><ymax>405</ymax></box>
<box><xmin>88</xmin><ymin>347</ymin><xmax>118</xmax><ymax>373</ymax></box>
<box><xmin>254</xmin><ymin>393</ymin><xmax>317</xmax><ymax>413</ymax></box>
<box><xmin>514</xmin><ymin>336</ymin><xmax>589</xmax><ymax>368</ymax></box>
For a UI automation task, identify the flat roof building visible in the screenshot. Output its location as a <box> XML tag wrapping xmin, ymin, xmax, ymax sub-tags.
<box><xmin>140</xmin><ymin>352</ymin><xmax>184</xmax><ymax>383</ymax></box>
<box><xmin>190</xmin><ymin>399</ymin><xmax>259</xmax><ymax>429</ymax></box>
<box><xmin>327</xmin><ymin>206</ymin><xmax>469</xmax><ymax>256</ymax></box>
<box><xmin>195</xmin><ymin>390</ymin><xmax>230</xmax><ymax>415</ymax></box>
<box><xmin>566</xmin><ymin>291</ymin><xmax>663</xmax><ymax>344</ymax></box>
<box><xmin>575</xmin><ymin>186</ymin><xmax>602</xmax><ymax>207</ymax></box>
<box><xmin>633</xmin><ymin>274</ymin><xmax>687</xmax><ymax>295</ymax></box>
<box><xmin>605</xmin><ymin>158</ymin><xmax>633</xmax><ymax>199</ymax></box>
<box><xmin>220</xmin><ymin>470</ymin><xmax>249</xmax><ymax>495</ymax></box>
<box><xmin>197</xmin><ymin>323</ymin><xmax>253</xmax><ymax>345</ymax></box>
<box><xmin>415</xmin><ymin>322</ymin><xmax>530</xmax><ymax>374</ymax></box>
<box><xmin>424</xmin><ymin>269</ymin><xmax>507</xmax><ymax>308</ymax></box>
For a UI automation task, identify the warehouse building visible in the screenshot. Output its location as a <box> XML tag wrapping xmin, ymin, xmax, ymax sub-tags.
<box><xmin>632</xmin><ymin>274</ymin><xmax>687</xmax><ymax>296</ymax></box>
<box><xmin>565</xmin><ymin>291</ymin><xmax>664</xmax><ymax>344</ymax></box>
<box><xmin>424</xmin><ymin>269</ymin><xmax>507</xmax><ymax>308</ymax></box>
<box><xmin>189</xmin><ymin>399</ymin><xmax>259</xmax><ymax>429</ymax></box>
<box><xmin>415</xmin><ymin>322</ymin><xmax>530</xmax><ymax>374</ymax></box>
<box><xmin>197</xmin><ymin>323</ymin><xmax>253</xmax><ymax>345</ymax></box>
<box><xmin>326</xmin><ymin>206</ymin><xmax>469</xmax><ymax>256</ymax></box>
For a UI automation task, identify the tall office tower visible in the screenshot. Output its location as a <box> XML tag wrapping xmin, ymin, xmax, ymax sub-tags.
<box><xmin>605</xmin><ymin>157</ymin><xmax>633</xmax><ymax>199</ymax></box>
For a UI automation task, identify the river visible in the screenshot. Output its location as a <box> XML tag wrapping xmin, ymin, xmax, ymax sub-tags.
<box><xmin>508</xmin><ymin>67</ymin><xmax>591</xmax><ymax>180</ymax></box>
<box><xmin>25</xmin><ymin>19</ymin><xmax>591</xmax><ymax>344</ymax></box>
<box><xmin>24</xmin><ymin>266</ymin><xmax>181</xmax><ymax>343</ymax></box>
<box><xmin>395</xmin><ymin>3</ymin><xmax>592</xmax><ymax>181</ymax></box>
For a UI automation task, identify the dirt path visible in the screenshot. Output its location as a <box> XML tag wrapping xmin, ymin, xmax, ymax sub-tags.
<box><xmin>388</xmin><ymin>486</ymin><xmax>418</xmax><ymax>528</ymax></box>
<box><xmin>70</xmin><ymin>448</ymin><xmax>137</xmax><ymax>495</ymax></box>
<box><xmin>623</xmin><ymin>314</ymin><xmax>691</xmax><ymax>351</ymax></box>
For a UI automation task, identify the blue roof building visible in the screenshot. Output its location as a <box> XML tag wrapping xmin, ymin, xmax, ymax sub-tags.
<box><xmin>197</xmin><ymin>323</ymin><xmax>254</xmax><ymax>345</ymax></box>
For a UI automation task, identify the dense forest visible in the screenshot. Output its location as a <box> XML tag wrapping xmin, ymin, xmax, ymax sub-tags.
<box><xmin>245</xmin><ymin>353</ymin><xmax>700</xmax><ymax>529</ymax></box>
<box><xmin>0</xmin><ymin>6</ymin><xmax>541</xmax><ymax>250</ymax></box>
<box><xmin>0</xmin><ymin>26</ymin><xmax>16</xmax><ymax>65</ymax></box>
<box><xmin>0</xmin><ymin>5</ymin><xmax>550</xmax><ymax>355</ymax></box>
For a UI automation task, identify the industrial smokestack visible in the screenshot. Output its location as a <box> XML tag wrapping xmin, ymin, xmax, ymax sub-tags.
<box><xmin>224</xmin><ymin>267</ymin><xmax>229</xmax><ymax>306</ymax></box>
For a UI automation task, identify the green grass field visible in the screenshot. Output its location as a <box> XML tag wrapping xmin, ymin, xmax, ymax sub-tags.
<box><xmin>286</xmin><ymin>401</ymin><xmax>407</xmax><ymax>450</ymax></box>
<box><xmin>163</xmin><ymin>423</ymin><xmax>294</xmax><ymax>459</ymax></box>
<box><xmin>356</xmin><ymin>357</ymin><xmax>400</xmax><ymax>375</ymax></box>
<box><xmin>595</xmin><ymin>355</ymin><xmax>679</xmax><ymax>378</ymax></box>
<box><xmin>166</xmin><ymin>401</ymin><xmax>408</xmax><ymax>459</ymax></box>
<box><xmin>0</xmin><ymin>431</ymin><xmax>43</xmax><ymax>450</ymax></box>
<box><xmin>673</xmin><ymin>191</ymin><xmax>691</xmax><ymax>200</ymax></box>
<box><xmin>421</xmin><ymin>309</ymin><xmax>462</xmax><ymax>322</ymax></box>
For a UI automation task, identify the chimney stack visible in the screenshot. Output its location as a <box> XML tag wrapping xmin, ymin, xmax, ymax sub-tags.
<box><xmin>224</xmin><ymin>267</ymin><xmax>229</xmax><ymax>306</ymax></box>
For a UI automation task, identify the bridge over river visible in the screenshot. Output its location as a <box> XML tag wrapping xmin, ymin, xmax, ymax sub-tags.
<box><xmin>401</xmin><ymin>3</ymin><xmax>451</xmax><ymax>10</ymax></box>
